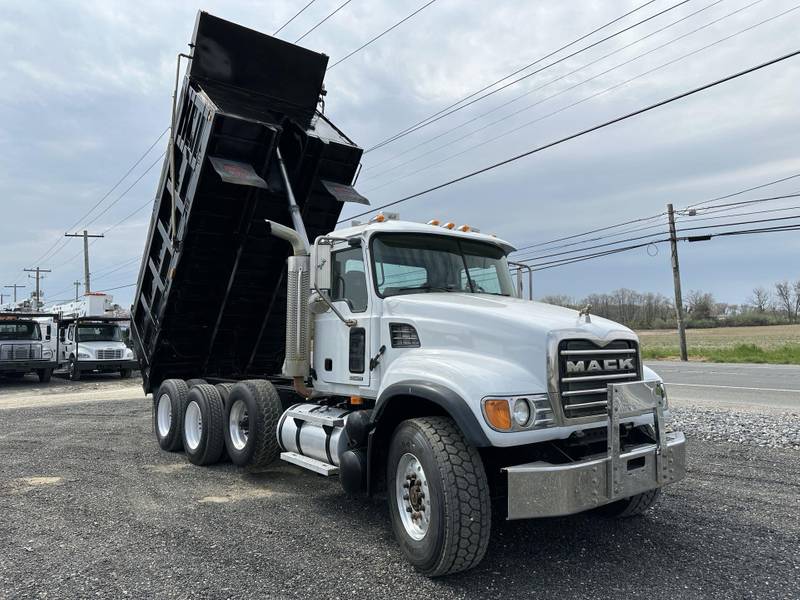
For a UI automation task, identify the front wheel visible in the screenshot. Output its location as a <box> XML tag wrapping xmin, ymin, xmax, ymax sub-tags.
<box><xmin>37</xmin><ymin>368</ymin><xmax>52</xmax><ymax>383</ymax></box>
<box><xmin>68</xmin><ymin>358</ymin><xmax>81</xmax><ymax>381</ymax></box>
<box><xmin>120</xmin><ymin>368</ymin><xmax>132</xmax><ymax>379</ymax></box>
<box><xmin>387</xmin><ymin>416</ymin><xmax>491</xmax><ymax>577</ymax></box>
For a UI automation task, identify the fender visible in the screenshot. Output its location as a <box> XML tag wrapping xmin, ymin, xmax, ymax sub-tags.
<box><xmin>373</xmin><ymin>380</ymin><xmax>491</xmax><ymax>447</ymax></box>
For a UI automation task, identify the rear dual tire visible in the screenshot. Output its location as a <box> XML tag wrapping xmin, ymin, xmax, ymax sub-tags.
<box><xmin>182</xmin><ymin>384</ymin><xmax>226</xmax><ymax>466</ymax></box>
<box><xmin>154</xmin><ymin>379</ymin><xmax>189</xmax><ymax>452</ymax></box>
<box><xmin>223</xmin><ymin>380</ymin><xmax>282</xmax><ymax>468</ymax></box>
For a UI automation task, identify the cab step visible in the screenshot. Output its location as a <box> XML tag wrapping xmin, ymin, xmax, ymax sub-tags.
<box><xmin>280</xmin><ymin>451</ymin><xmax>339</xmax><ymax>476</ymax></box>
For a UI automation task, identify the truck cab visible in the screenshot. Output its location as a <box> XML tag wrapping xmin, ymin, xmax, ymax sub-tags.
<box><xmin>59</xmin><ymin>318</ymin><xmax>136</xmax><ymax>381</ymax></box>
<box><xmin>0</xmin><ymin>313</ymin><xmax>58</xmax><ymax>382</ymax></box>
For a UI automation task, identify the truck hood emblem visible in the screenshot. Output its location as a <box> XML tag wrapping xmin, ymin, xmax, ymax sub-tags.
<box><xmin>566</xmin><ymin>358</ymin><xmax>635</xmax><ymax>373</ymax></box>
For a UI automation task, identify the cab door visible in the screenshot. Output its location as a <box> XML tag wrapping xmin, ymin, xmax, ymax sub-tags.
<box><xmin>312</xmin><ymin>244</ymin><xmax>372</xmax><ymax>387</ymax></box>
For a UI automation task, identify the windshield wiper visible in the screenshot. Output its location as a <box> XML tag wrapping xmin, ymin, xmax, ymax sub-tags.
<box><xmin>393</xmin><ymin>285</ymin><xmax>456</xmax><ymax>294</ymax></box>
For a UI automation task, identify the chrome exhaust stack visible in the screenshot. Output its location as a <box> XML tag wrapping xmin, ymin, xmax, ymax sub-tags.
<box><xmin>265</xmin><ymin>148</ymin><xmax>315</xmax><ymax>396</ymax></box>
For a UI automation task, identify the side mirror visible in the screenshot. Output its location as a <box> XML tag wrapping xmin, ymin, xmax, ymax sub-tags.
<box><xmin>59</xmin><ymin>330</ymin><xmax>66</xmax><ymax>343</ymax></box>
<box><xmin>312</xmin><ymin>242</ymin><xmax>332</xmax><ymax>291</ymax></box>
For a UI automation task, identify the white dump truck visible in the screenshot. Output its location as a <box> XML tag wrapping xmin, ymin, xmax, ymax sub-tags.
<box><xmin>131</xmin><ymin>12</ymin><xmax>686</xmax><ymax>577</ymax></box>
<box><xmin>0</xmin><ymin>312</ymin><xmax>58</xmax><ymax>383</ymax></box>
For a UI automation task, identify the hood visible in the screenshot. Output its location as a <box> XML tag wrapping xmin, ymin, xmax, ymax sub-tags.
<box><xmin>383</xmin><ymin>293</ymin><xmax>633</xmax><ymax>339</ymax></box>
<box><xmin>381</xmin><ymin>294</ymin><xmax>636</xmax><ymax>380</ymax></box>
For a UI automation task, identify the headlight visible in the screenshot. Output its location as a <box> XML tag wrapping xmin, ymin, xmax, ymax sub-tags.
<box><xmin>482</xmin><ymin>394</ymin><xmax>553</xmax><ymax>432</ymax></box>
<box><xmin>512</xmin><ymin>398</ymin><xmax>531</xmax><ymax>427</ymax></box>
<box><xmin>77</xmin><ymin>352</ymin><xmax>90</xmax><ymax>359</ymax></box>
<box><xmin>124</xmin><ymin>349</ymin><xmax>133</xmax><ymax>358</ymax></box>
<box><xmin>42</xmin><ymin>349</ymin><xmax>52</xmax><ymax>359</ymax></box>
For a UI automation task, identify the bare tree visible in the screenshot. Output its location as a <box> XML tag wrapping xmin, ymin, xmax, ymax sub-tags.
<box><xmin>774</xmin><ymin>281</ymin><xmax>798</xmax><ymax>323</ymax></box>
<box><xmin>748</xmin><ymin>287</ymin><xmax>771</xmax><ymax>313</ymax></box>
<box><xmin>685</xmin><ymin>290</ymin><xmax>716</xmax><ymax>320</ymax></box>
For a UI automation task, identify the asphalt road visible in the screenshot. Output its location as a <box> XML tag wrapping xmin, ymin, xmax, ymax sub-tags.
<box><xmin>1</xmin><ymin>384</ymin><xmax>798</xmax><ymax>599</ymax></box>
<box><xmin>648</xmin><ymin>361</ymin><xmax>800</xmax><ymax>410</ymax></box>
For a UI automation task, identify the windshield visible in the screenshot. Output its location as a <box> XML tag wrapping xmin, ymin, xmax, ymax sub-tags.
<box><xmin>0</xmin><ymin>321</ymin><xmax>41</xmax><ymax>341</ymax></box>
<box><xmin>77</xmin><ymin>324</ymin><xmax>122</xmax><ymax>342</ymax></box>
<box><xmin>371</xmin><ymin>234</ymin><xmax>515</xmax><ymax>298</ymax></box>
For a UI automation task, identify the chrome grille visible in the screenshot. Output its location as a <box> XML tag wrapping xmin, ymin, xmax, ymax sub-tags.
<box><xmin>96</xmin><ymin>349</ymin><xmax>123</xmax><ymax>360</ymax></box>
<box><xmin>0</xmin><ymin>343</ymin><xmax>42</xmax><ymax>361</ymax></box>
<box><xmin>558</xmin><ymin>339</ymin><xmax>640</xmax><ymax>419</ymax></box>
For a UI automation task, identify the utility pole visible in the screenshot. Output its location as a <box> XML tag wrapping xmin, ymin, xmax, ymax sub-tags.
<box><xmin>4</xmin><ymin>283</ymin><xmax>25</xmax><ymax>303</ymax></box>
<box><xmin>65</xmin><ymin>230</ymin><xmax>104</xmax><ymax>293</ymax></box>
<box><xmin>23</xmin><ymin>267</ymin><xmax>51</xmax><ymax>311</ymax></box>
<box><xmin>667</xmin><ymin>204</ymin><xmax>688</xmax><ymax>361</ymax></box>
<box><xmin>74</xmin><ymin>280</ymin><xmax>82</xmax><ymax>302</ymax></box>
<box><xmin>0</xmin><ymin>292</ymin><xmax>7</xmax><ymax>306</ymax></box>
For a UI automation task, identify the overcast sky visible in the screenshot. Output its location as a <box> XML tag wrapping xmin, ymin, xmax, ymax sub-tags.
<box><xmin>1</xmin><ymin>0</ymin><xmax>798</xmax><ymax>310</ymax></box>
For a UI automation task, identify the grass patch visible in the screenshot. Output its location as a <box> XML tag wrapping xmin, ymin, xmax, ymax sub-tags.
<box><xmin>642</xmin><ymin>343</ymin><xmax>800</xmax><ymax>364</ymax></box>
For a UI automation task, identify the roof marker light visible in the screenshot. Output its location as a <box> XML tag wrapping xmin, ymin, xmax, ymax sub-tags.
<box><xmin>372</xmin><ymin>213</ymin><xmax>387</xmax><ymax>223</ymax></box>
<box><xmin>457</xmin><ymin>224</ymin><xmax>471</xmax><ymax>232</ymax></box>
<box><xmin>427</xmin><ymin>219</ymin><xmax>441</xmax><ymax>226</ymax></box>
<box><xmin>443</xmin><ymin>222</ymin><xmax>455</xmax><ymax>230</ymax></box>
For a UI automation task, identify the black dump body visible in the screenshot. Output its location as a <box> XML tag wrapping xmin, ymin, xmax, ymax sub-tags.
<box><xmin>131</xmin><ymin>13</ymin><xmax>364</xmax><ymax>393</ymax></box>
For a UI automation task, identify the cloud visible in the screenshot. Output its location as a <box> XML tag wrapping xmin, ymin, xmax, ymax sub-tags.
<box><xmin>1</xmin><ymin>0</ymin><xmax>799</xmax><ymax>309</ymax></box>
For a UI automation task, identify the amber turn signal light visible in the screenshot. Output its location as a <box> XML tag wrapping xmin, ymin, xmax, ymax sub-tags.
<box><xmin>483</xmin><ymin>399</ymin><xmax>512</xmax><ymax>431</ymax></box>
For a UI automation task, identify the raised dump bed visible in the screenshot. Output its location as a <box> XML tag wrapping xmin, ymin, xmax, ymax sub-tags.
<box><xmin>131</xmin><ymin>12</ymin><xmax>364</xmax><ymax>392</ymax></box>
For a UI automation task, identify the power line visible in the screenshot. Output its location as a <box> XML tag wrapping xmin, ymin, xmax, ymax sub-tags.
<box><xmin>683</xmin><ymin>172</ymin><xmax>800</xmax><ymax>209</ymax></box>
<box><xmin>364</xmin><ymin>0</ymin><xmax>687</xmax><ymax>154</ymax></box>
<box><xmin>342</xmin><ymin>48</ymin><xmax>800</xmax><ymax>223</ymax></box>
<box><xmin>519</xmin><ymin>175</ymin><xmax>800</xmax><ymax>257</ymax></box>
<box><xmin>680</xmin><ymin>193</ymin><xmax>800</xmax><ymax>216</ymax></box>
<box><xmin>361</xmin><ymin>0</ymin><xmax>730</xmax><ymax>179</ymax></box>
<box><xmin>521</xmin><ymin>209</ymin><xmax>800</xmax><ymax>264</ymax></box>
<box><xmin>531</xmin><ymin>239</ymin><xmax>669</xmax><ymax>270</ymax></box>
<box><xmin>295</xmin><ymin>0</ymin><xmax>353</xmax><ymax>43</ymax></box>
<box><xmin>362</xmin><ymin>3</ymin><xmax>794</xmax><ymax>196</ymax></box>
<box><xmin>274</xmin><ymin>0</ymin><xmax>319</xmax><ymax>35</ymax></box>
<box><xmin>28</xmin><ymin>128</ymin><xmax>168</xmax><ymax>269</ymax></box>
<box><xmin>83</xmin><ymin>153</ymin><xmax>165</xmax><ymax>229</ymax></box>
<box><xmin>328</xmin><ymin>0</ymin><xmax>438</xmax><ymax>70</ymax></box>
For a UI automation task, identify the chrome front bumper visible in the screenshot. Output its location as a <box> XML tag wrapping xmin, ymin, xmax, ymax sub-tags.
<box><xmin>504</xmin><ymin>381</ymin><xmax>687</xmax><ymax>520</ymax></box>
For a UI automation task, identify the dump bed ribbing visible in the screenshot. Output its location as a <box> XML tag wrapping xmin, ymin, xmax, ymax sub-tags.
<box><xmin>131</xmin><ymin>12</ymin><xmax>364</xmax><ymax>392</ymax></box>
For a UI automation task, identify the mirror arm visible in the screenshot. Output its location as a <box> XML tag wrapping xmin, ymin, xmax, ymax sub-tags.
<box><xmin>312</xmin><ymin>284</ymin><xmax>357</xmax><ymax>328</ymax></box>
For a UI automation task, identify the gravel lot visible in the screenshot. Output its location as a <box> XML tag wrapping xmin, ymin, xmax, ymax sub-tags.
<box><xmin>1</xmin><ymin>382</ymin><xmax>798</xmax><ymax>600</ymax></box>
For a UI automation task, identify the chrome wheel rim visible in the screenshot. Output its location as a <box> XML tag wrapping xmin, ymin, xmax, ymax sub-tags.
<box><xmin>156</xmin><ymin>394</ymin><xmax>172</xmax><ymax>437</ymax></box>
<box><xmin>184</xmin><ymin>400</ymin><xmax>203</xmax><ymax>451</ymax></box>
<box><xmin>396</xmin><ymin>453</ymin><xmax>431</xmax><ymax>541</ymax></box>
<box><xmin>229</xmin><ymin>399</ymin><xmax>249</xmax><ymax>451</ymax></box>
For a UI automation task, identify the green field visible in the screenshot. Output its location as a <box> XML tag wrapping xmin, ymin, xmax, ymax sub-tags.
<box><xmin>637</xmin><ymin>324</ymin><xmax>800</xmax><ymax>364</ymax></box>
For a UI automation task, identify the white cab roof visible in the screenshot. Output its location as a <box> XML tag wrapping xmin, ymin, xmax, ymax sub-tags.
<box><xmin>332</xmin><ymin>219</ymin><xmax>516</xmax><ymax>254</ymax></box>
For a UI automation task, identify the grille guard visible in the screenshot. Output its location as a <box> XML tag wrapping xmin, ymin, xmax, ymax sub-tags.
<box><xmin>504</xmin><ymin>380</ymin><xmax>686</xmax><ymax>520</ymax></box>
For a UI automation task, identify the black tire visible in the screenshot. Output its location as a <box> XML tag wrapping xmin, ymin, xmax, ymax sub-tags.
<box><xmin>185</xmin><ymin>378</ymin><xmax>207</xmax><ymax>389</ymax></box>
<box><xmin>182</xmin><ymin>384</ymin><xmax>225</xmax><ymax>466</ymax></box>
<box><xmin>595</xmin><ymin>488</ymin><xmax>662</xmax><ymax>518</ymax></box>
<box><xmin>223</xmin><ymin>380</ymin><xmax>282</xmax><ymax>467</ymax></box>
<box><xmin>120</xmin><ymin>368</ymin><xmax>132</xmax><ymax>379</ymax></box>
<box><xmin>37</xmin><ymin>369</ymin><xmax>52</xmax><ymax>383</ymax></box>
<box><xmin>68</xmin><ymin>357</ymin><xmax>81</xmax><ymax>381</ymax></box>
<box><xmin>153</xmin><ymin>379</ymin><xmax>189</xmax><ymax>452</ymax></box>
<box><xmin>214</xmin><ymin>384</ymin><xmax>236</xmax><ymax>462</ymax></box>
<box><xmin>387</xmin><ymin>416</ymin><xmax>491</xmax><ymax>577</ymax></box>
<box><xmin>214</xmin><ymin>383</ymin><xmax>235</xmax><ymax>406</ymax></box>
<box><xmin>6</xmin><ymin>372</ymin><xmax>25</xmax><ymax>380</ymax></box>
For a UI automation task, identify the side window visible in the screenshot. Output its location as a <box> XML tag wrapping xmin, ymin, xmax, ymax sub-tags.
<box><xmin>331</xmin><ymin>247</ymin><xmax>368</xmax><ymax>313</ymax></box>
<box><xmin>68</xmin><ymin>326</ymin><xmax>74</xmax><ymax>342</ymax></box>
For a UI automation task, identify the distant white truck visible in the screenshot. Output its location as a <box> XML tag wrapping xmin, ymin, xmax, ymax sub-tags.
<box><xmin>0</xmin><ymin>312</ymin><xmax>58</xmax><ymax>383</ymax></box>
<box><xmin>50</xmin><ymin>294</ymin><xmax>136</xmax><ymax>380</ymax></box>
